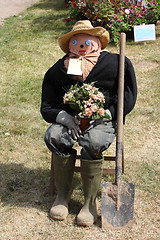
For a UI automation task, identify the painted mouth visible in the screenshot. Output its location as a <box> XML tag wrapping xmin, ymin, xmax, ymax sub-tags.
<box><xmin>79</xmin><ymin>50</ymin><xmax>86</xmax><ymax>53</ymax></box>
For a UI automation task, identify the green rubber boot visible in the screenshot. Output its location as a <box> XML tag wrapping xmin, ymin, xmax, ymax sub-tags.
<box><xmin>50</xmin><ymin>151</ymin><xmax>76</xmax><ymax>220</ymax></box>
<box><xmin>77</xmin><ymin>159</ymin><xmax>103</xmax><ymax>226</ymax></box>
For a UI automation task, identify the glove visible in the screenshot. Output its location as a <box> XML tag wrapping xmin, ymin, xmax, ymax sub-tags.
<box><xmin>56</xmin><ymin>110</ymin><xmax>81</xmax><ymax>140</ymax></box>
<box><xmin>89</xmin><ymin>109</ymin><xmax>112</xmax><ymax>128</ymax></box>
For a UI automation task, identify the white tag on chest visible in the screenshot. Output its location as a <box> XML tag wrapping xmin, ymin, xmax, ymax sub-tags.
<box><xmin>67</xmin><ymin>58</ymin><xmax>82</xmax><ymax>76</ymax></box>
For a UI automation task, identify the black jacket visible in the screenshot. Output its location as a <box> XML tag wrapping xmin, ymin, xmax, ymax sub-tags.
<box><xmin>40</xmin><ymin>51</ymin><xmax>137</xmax><ymax>123</ymax></box>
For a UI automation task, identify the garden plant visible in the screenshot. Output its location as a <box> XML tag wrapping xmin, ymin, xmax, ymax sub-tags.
<box><xmin>65</xmin><ymin>0</ymin><xmax>160</xmax><ymax>45</ymax></box>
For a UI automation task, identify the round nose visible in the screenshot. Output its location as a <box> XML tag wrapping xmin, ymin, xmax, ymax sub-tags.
<box><xmin>80</xmin><ymin>44</ymin><xmax>84</xmax><ymax>48</ymax></box>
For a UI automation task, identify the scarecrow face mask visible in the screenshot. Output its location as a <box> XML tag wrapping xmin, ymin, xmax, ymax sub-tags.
<box><xmin>69</xmin><ymin>34</ymin><xmax>102</xmax><ymax>56</ymax></box>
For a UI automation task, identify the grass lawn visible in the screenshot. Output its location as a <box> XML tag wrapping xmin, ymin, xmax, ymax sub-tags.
<box><xmin>0</xmin><ymin>0</ymin><xmax>160</xmax><ymax>239</ymax></box>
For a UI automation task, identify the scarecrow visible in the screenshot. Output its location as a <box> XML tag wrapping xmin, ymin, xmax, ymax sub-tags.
<box><xmin>40</xmin><ymin>20</ymin><xmax>137</xmax><ymax>226</ymax></box>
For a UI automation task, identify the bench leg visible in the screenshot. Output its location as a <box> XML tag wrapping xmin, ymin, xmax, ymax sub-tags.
<box><xmin>49</xmin><ymin>153</ymin><xmax>56</xmax><ymax>196</ymax></box>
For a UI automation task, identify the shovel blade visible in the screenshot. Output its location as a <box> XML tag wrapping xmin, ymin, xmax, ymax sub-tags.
<box><xmin>101</xmin><ymin>181</ymin><xmax>135</xmax><ymax>230</ymax></box>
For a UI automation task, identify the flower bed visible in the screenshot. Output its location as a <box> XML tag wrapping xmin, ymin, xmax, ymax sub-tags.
<box><xmin>65</xmin><ymin>0</ymin><xmax>160</xmax><ymax>45</ymax></box>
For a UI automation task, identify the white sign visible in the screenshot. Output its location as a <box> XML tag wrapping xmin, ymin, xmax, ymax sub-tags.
<box><xmin>134</xmin><ymin>24</ymin><xmax>156</xmax><ymax>42</ymax></box>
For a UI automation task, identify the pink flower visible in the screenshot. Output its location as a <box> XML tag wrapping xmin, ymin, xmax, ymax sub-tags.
<box><xmin>95</xmin><ymin>92</ymin><xmax>105</xmax><ymax>102</ymax></box>
<box><xmin>63</xmin><ymin>92</ymin><xmax>73</xmax><ymax>103</ymax></box>
<box><xmin>84</xmin><ymin>84</ymin><xmax>92</xmax><ymax>90</ymax></box>
<box><xmin>98</xmin><ymin>108</ymin><xmax>105</xmax><ymax>116</ymax></box>
<box><xmin>90</xmin><ymin>104</ymin><xmax>98</xmax><ymax>112</ymax></box>
<box><xmin>92</xmin><ymin>87</ymin><xmax>97</xmax><ymax>91</ymax></box>
<box><xmin>84</xmin><ymin>108</ymin><xmax>93</xmax><ymax>117</ymax></box>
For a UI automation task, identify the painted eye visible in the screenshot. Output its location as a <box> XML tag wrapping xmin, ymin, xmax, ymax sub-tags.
<box><xmin>86</xmin><ymin>40</ymin><xmax>91</xmax><ymax>46</ymax></box>
<box><xmin>72</xmin><ymin>39</ymin><xmax>77</xmax><ymax>45</ymax></box>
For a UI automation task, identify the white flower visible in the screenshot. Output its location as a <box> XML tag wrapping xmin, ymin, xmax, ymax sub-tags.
<box><xmin>78</xmin><ymin>2</ymin><xmax>86</xmax><ymax>7</ymax></box>
<box><xmin>125</xmin><ymin>9</ymin><xmax>130</xmax><ymax>15</ymax></box>
<box><xmin>5</xmin><ymin>132</ymin><xmax>10</xmax><ymax>136</ymax></box>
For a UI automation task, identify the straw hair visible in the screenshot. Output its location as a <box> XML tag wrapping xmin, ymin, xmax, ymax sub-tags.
<box><xmin>58</xmin><ymin>20</ymin><xmax>110</xmax><ymax>53</ymax></box>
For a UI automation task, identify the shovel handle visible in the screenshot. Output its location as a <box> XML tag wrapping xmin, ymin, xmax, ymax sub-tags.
<box><xmin>116</xmin><ymin>33</ymin><xmax>126</xmax><ymax>185</ymax></box>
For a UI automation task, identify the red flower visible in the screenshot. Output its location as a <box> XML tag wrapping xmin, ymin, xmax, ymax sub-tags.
<box><xmin>65</xmin><ymin>18</ymin><xmax>71</xmax><ymax>22</ymax></box>
<box><xmin>73</xmin><ymin>1</ymin><xmax>77</xmax><ymax>8</ymax></box>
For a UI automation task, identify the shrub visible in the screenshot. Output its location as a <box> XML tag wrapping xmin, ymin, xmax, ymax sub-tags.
<box><xmin>65</xmin><ymin>0</ymin><xmax>160</xmax><ymax>45</ymax></box>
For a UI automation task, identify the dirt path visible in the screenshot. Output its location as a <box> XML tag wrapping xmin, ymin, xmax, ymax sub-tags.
<box><xmin>0</xmin><ymin>0</ymin><xmax>39</xmax><ymax>24</ymax></box>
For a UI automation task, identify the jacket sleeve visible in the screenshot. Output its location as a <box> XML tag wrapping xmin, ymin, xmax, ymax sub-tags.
<box><xmin>40</xmin><ymin>68</ymin><xmax>62</xmax><ymax>123</ymax></box>
<box><xmin>109</xmin><ymin>56</ymin><xmax>137</xmax><ymax>120</ymax></box>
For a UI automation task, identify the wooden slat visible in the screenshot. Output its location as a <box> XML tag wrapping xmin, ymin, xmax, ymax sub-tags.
<box><xmin>104</xmin><ymin>156</ymin><xmax>116</xmax><ymax>161</ymax></box>
<box><xmin>103</xmin><ymin>168</ymin><xmax>115</xmax><ymax>175</ymax></box>
<box><xmin>49</xmin><ymin>155</ymin><xmax>56</xmax><ymax>196</ymax></box>
<box><xmin>75</xmin><ymin>166</ymin><xmax>115</xmax><ymax>175</ymax></box>
<box><xmin>74</xmin><ymin>166</ymin><xmax>80</xmax><ymax>172</ymax></box>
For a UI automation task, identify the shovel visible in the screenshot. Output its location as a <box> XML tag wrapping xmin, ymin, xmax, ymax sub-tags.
<box><xmin>101</xmin><ymin>33</ymin><xmax>135</xmax><ymax>229</ymax></box>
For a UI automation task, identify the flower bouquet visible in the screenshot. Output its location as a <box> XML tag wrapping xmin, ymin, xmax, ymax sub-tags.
<box><xmin>63</xmin><ymin>83</ymin><xmax>110</xmax><ymax>131</ymax></box>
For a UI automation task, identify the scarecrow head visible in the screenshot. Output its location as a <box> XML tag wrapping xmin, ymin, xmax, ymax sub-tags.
<box><xmin>58</xmin><ymin>20</ymin><xmax>110</xmax><ymax>56</ymax></box>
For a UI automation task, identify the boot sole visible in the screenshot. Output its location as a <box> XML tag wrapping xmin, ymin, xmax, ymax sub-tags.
<box><xmin>77</xmin><ymin>217</ymin><xmax>97</xmax><ymax>227</ymax></box>
<box><xmin>77</xmin><ymin>222</ymin><xmax>93</xmax><ymax>227</ymax></box>
<box><xmin>50</xmin><ymin>215</ymin><xmax>67</xmax><ymax>221</ymax></box>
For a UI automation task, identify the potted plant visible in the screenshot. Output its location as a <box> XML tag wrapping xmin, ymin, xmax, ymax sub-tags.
<box><xmin>63</xmin><ymin>83</ymin><xmax>110</xmax><ymax>131</ymax></box>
